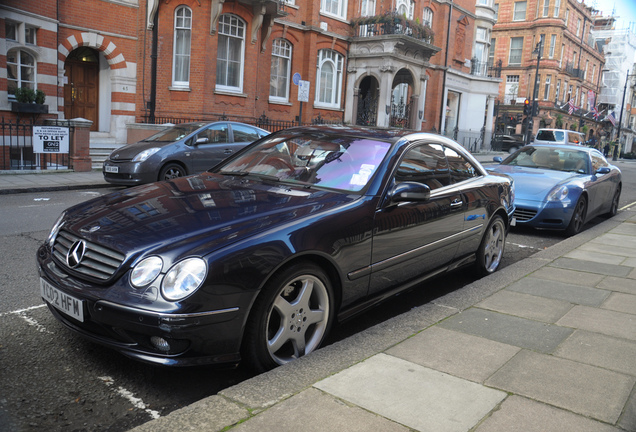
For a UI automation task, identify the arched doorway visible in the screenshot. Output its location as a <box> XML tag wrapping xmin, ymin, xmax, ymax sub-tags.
<box><xmin>389</xmin><ymin>69</ymin><xmax>414</xmax><ymax>129</ymax></box>
<box><xmin>356</xmin><ymin>76</ymin><xmax>379</xmax><ymax>126</ymax></box>
<box><xmin>64</xmin><ymin>47</ymin><xmax>99</xmax><ymax>131</ymax></box>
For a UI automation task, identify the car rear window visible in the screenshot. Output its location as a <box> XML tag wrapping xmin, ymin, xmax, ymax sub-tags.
<box><xmin>536</xmin><ymin>130</ymin><xmax>564</xmax><ymax>142</ymax></box>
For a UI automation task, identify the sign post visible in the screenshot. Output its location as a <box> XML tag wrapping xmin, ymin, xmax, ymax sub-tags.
<box><xmin>294</xmin><ymin>74</ymin><xmax>310</xmax><ymax>126</ymax></box>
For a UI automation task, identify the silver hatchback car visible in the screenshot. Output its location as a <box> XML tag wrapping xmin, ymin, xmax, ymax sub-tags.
<box><xmin>103</xmin><ymin>121</ymin><xmax>269</xmax><ymax>186</ymax></box>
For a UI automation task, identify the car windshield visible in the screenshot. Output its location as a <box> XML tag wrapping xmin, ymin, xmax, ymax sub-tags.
<box><xmin>143</xmin><ymin>123</ymin><xmax>208</xmax><ymax>142</ymax></box>
<box><xmin>502</xmin><ymin>146</ymin><xmax>590</xmax><ymax>174</ymax></box>
<box><xmin>215</xmin><ymin>131</ymin><xmax>392</xmax><ymax>192</ymax></box>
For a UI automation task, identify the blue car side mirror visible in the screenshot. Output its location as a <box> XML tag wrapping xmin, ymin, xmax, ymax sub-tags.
<box><xmin>493</xmin><ymin>156</ymin><xmax>503</xmax><ymax>163</ymax></box>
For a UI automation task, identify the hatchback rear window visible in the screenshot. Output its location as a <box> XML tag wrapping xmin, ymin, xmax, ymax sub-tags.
<box><xmin>536</xmin><ymin>130</ymin><xmax>564</xmax><ymax>142</ymax></box>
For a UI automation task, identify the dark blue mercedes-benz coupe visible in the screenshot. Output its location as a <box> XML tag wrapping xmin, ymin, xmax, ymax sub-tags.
<box><xmin>37</xmin><ymin>126</ymin><xmax>515</xmax><ymax>371</ymax></box>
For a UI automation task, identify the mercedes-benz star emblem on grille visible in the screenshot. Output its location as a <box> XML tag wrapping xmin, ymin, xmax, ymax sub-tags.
<box><xmin>67</xmin><ymin>240</ymin><xmax>87</xmax><ymax>268</ymax></box>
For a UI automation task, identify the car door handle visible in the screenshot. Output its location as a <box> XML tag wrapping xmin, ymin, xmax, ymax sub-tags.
<box><xmin>450</xmin><ymin>199</ymin><xmax>463</xmax><ymax>208</ymax></box>
<box><xmin>224</xmin><ymin>149</ymin><xmax>233</xmax><ymax>154</ymax></box>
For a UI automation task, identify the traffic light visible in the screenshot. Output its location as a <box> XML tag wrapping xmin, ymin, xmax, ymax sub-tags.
<box><xmin>523</xmin><ymin>99</ymin><xmax>531</xmax><ymax>116</ymax></box>
<box><xmin>532</xmin><ymin>100</ymin><xmax>539</xmax><ymax>116</ymax></box>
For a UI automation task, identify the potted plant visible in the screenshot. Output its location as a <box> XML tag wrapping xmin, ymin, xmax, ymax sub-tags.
<box><xmin>11</xmin><ymin>87</ymin><xmax>49</xmax><ymax>114</ymax></box>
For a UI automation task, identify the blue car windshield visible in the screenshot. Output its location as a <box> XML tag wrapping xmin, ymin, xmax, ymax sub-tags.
<box><xmin>217</xmin><ymin>132</ymin><xmax>392</xmax><ymax>192</ymax></box>
<box><xmin>504</xmin><ymin>147</ymin><xmax>590</xmax><ymax>174</ymax></box>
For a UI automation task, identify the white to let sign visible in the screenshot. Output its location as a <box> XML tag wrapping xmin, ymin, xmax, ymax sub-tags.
<box><xmin>298</xmin><ymin>80</ymin><xmax>310</xmax><ymax>102</ymax></box>
<box><xmin>33</xmin><ymin>126</ymin><xmax>70</xmax><ymax>154</ymax></box>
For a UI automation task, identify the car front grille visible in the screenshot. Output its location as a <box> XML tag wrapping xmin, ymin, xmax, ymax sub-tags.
<box><xmin>514</xmin><ymin>207</ymin><xmax>537</xmax><ymax>222</ymax></box>
<box><xmin>52</xmin><ymin>230</ymin><xmax>125</xmax><ymax>281</ymax></box>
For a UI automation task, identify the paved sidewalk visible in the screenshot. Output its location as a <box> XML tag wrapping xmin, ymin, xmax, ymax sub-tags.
<box><xmin>0</xmin><ymin>169</ymin><xmax>110</xmax><ymax>194</ymax></box>
<box><xmin>124</xmin><ymin>210</ymin><xmax>636</xmax><ymax>432</ymax></box>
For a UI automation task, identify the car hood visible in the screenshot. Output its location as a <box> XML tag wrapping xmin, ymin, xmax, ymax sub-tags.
<box><xmin>109</xmin><ymin>140</ymin><xmax>176</xmax><ymax>161</ymax></box>
<box><xmin>488</xmin><ymin>165</ymin><xmax>580</xmax><ymax>200</ymax></box>
<box><xmin>60</xmin><ymin>173</ymin><xmax>358</xmax><ymax>263</ymax></box>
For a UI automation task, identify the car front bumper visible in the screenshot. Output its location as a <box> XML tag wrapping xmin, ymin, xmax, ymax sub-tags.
<box><xmin>512</xmin><ymin>198</ymin><xmax>575</xmax><ymax>230</ymax></box>
<box><xmin>37</xmin><ymin>247</ymin><xmax>248</xmax><ymax>367</ymax></box>
<box><xmin>103</xmin><ymin>160</ymin><xmax>157</xmax><ymax>186</ymax></box>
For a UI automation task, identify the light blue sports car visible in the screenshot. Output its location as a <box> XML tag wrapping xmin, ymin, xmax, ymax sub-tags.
<box><xmin>487</xmin><ymin>144</ymin><xmax>622</xmax><ymax>236</ymax></box>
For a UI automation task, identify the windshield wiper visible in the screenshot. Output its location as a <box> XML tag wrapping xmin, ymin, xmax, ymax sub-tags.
<box><xmin>220</xmin><ymin>170</ymin><xmax>249</xmax><ymax>176</ymax></box>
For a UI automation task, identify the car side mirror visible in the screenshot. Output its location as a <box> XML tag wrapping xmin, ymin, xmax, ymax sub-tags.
<box><xmin>195</xmin><ymin>136</ymin><xmax>209</xmax><ymax>145</ymax></box>
<box><xmin>493</xmin><ymin>156</ymin><xmax>503</xmax><ymax>163</ymax></box>
<box><xmin>595</xmin><ymin>167</ymin><xmax>610</xmax><ymax>175</ymax></box>
<box><xmin>389</xmin><ymin>181</ymin><xmax>431</xmax><ymax>204</ymax></box>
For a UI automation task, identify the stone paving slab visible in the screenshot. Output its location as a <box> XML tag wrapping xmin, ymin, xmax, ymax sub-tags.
<box><xmin>231</xmin><ymin>388</ymin><xmax>409</xmax><ymax>432</ymax></box>
<box><xmin>602</xmin><ymin>292</ymin><xmax>636</xmax><ymax>314</ymax></box>
<box><xmin>557</xmin><ymin>305</ymin><xmax>636</xmax><ymax>341</ymax></box>
<box><xmin>597</xmin><ymin>276</ymin><xmax>636</xmax><ymax>294</ymax></box>
<box><xmin>438</xmin><ymin>308</ymin><xmax>572</xmax><ymax>353</ymax></box>
<box><xmin>554</xmin><ymin>330</ymin><xmax>636</xmax><ymax>376</ymax></box>
<box><xmin>564</xmin><ymin>249</ymin><xmax>627</xmax><ymax>265</ymax></box>
<box><xmin>485</xmin><ymin>350</ymin><xmax>635</xmax><ymax>424</ymax></box>
<box><xmin>589</xmin><ymin>232</ymin><xmax>636</xmax><ymax>250</ymax></box>
<box><xmin>315</xmin><ymin>353</ymin><xmax>506</xmax><ymax>432</ymax></box>
<box><xmin>529</xmin><ymin>266</ymin><xmax>605</xmax><ymax>287</ymax></box>
<box><xmin>476</xmin><ymin>289</ymin><xmax>573</xmax><ymax>323</ymax></box>
<box><xmin>474</xmin><ymin>395</ymin><xmax>621</xmax><ymax>432</ymax></box>
<box><xmin>507</xmin><ymin>277</ymin><xmax>611</xmax><ymax>306</ymax></box>
<box><xmin>550</xmin><ymin>257</ymin><xmax>633</xmax><ymax>277</ymax></box>
<box><xmin>385</xmin><ymin>326</ymin><xmax>520</xmax><ymax>383</ymax></box>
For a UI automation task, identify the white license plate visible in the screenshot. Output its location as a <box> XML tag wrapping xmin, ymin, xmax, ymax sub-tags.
<box><xmin>105</xmin><ymin>165</ymin><xmax>119</xmax><ymax>173</ymax></box>
<box><xmin>511</xmin><ymin>217</ymin><xmax>517</xmax><ymax>227</ymax></box>
<box><xmin>40</xmin><ymin>278</ymin><xmax>85</xmax><ymax>322</ymax></box>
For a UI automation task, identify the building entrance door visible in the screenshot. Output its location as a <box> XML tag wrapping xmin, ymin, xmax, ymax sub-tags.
<box><xmin>64</xmin><ymin>48</ymin><xmax>99</xmax><ymax>131</ymax></box>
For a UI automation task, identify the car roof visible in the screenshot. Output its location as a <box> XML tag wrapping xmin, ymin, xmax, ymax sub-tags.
<box><xmin>527</xmin><ymin>143</ymin><xmax>594</xmax><ymax>152</ymax></box>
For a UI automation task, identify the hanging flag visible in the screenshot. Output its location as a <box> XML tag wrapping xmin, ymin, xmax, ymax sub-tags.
<box><xmin>592</xmin><ymin>105</ymin><xmax>600</xmax><ymax>120</ymax></box>
<box><xmin>607</xmin><ymin>111</ymin><xmax>616</xmax><ymax>126</ymax></box>
<box><xmin>587</xmin><ymin>90</ymin><xmax>595</xmax><ymax>108</ymax></box>
<box><xmin>568</xmin><ymin>99</ymin><xmax>575</xmax><ymax>115</ymax></box>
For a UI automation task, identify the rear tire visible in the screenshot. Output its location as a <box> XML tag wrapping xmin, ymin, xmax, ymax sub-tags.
<box><xmin>475</xmin><ymin>215</ymin><xmax>506</xmax><ymax>275</ymax></box>
<box><xmin>565</xmin><ymin>196</ymin><xmax>587</xmax><ymax>236</ymax></box>
<box><xmin>242</xmin><ymin>263</ymin><xmax>334</xmax><ymax>373</ymax></box>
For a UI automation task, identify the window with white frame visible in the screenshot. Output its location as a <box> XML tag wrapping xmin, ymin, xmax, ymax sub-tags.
<box><xmin>543</xmin><ymin>75</ymin><xmax>551</xmax><ymax>100</ymax></box>
<box><xmin>576</xmin><ymin>18</ymin><xmax>581</xmax><ymax>36</ymax></box>
<box><xmin>7</xmin><ymin>49</ymin><xmax>36</xmax><ymax>97</ymax></box>
<box><xmin>270</xmin><ymin>39</ymin><xmax>292</xmax><ymax>102</ymax></box>
<box><xmin>554</xmin><ymin>0</ymin><xmax>560</xmax><ymax>17</ymax></box>
<box><xmin>509</xmin><ymin>37</ymin><xmax>523</xmax><ymax>64</ymax></box>
<box><xmin>489</xmin><ymin>38</ymin><xmax>496</xmax><ymax>67</ymax></box>
<box><xmin>6</xmin><ymin>21</ymin><xmax>18</xmax><ymax>41</ymax></box>
<box><xmin>591</xmin><ymin>64</ymin><xmax>596</xmax><ymax>83</ymax></box>
<box><xmin>172</xmin><ymin>6</ymin><xmax>192</xmax><ymax>88</ymax></box>
<box><xmin>361</xmin><ymin>0</ymin><xmax>375</xmax><ymax>16</ymax></box>
<box><xmin>423</xmin><ymin>7</ymin><xmax>433</xmax><ymax>26</ymax></box>
<box><xmin>321</xmin><ymin>0</ymin><xmax>348</xmax><ymax>19</ymax></box>
<box><xmin>513</xmin><ymin>1</ymin><xmax>527</xmax><ymax>21</ymax></box>
<box><xmin>542</xmin><ymin>0</ymin><xmax>549</xmax><ymax>17</ymax></box>
<box><xmin>555</xmin><ymin>79</ymin><xmax>561</xmax><ymax>101</ymax></box>
<box><xmin>396</xmin><ymin>0</ymin><xmax>414</xmax><ymax>19</ymax></box>
<box><xmin>584</xmin><ymin>60</ymin><xmax>589</xmax><ymax>80</ymax></box>
<box><xmin>559</xmin><ymin>44</ymin><xmax>564</xmax><ymax>68</ymax></box>
<box><xmin>315</xmin><ymin>49</ymin><xmax>343</xmax><ymax>108</ymax></box>
<box><xmin>216</xmin><ymin>14</ymin><xmax>245</xmax><ymax>93</ymax></box>
<box><xmin>474</xmin><ymin>27</ymin><xmax>489</xmax><ymax>74</ymax></box>
<box><xmin>25</xmin><ymin>25</ymin><xmax>36</xmax><ymax>44</ymax></box>
<box><xmin>6</xmin><ymin>20</ymin><xmax>37</xmax><ymax>45</ymax></box>
<box><xmin>565</xmin><ymin>9</ymin><xmax>569</xmax><ymax>25</ymax></box>
<box><xmin>505</xmin><ymin>75</ymin><xmax>519</xmax><ymax>103</ymax></box>
<box><xmin>494</xmin><ymin>4</ymin><xmax>499</xmax><ymax>20</ymax></box>
<box><xmin>549</xmin><ymin>34</ymin><xmax>556</xmax><ymax>58</ymax></box>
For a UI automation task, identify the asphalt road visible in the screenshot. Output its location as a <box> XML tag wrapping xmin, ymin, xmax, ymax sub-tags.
<box><xmin>1</xmin><ymin>159</ymin><xmax>635</xmax><ymax>431</ymax></box>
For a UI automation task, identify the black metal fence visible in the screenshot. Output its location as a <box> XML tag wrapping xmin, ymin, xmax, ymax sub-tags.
<box><xmin>1</xmin><ymin>119</ymin><xmax>72</xmax><ymax>171</ymax></box>
<box><xmin>139</xmin><ymin>113</ymin><xmax>341</xmax><ymax>134</ymax></box>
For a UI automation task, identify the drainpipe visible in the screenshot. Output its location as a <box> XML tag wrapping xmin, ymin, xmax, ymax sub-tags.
<box><xmin>149</xmin><ymin>9</ymin><xmax>158</xmax><ymax>123</ymax></box>
<box><xmin>439</xmin><ymin>0</ymin><xmax>453</xmax><ymax>133</ymax></box>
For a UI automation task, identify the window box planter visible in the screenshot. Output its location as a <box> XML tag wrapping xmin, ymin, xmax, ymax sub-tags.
<box><xmin>11</xmin><ymin>102</ymin><xmax>49</xmax><ymax>114</ymax></box>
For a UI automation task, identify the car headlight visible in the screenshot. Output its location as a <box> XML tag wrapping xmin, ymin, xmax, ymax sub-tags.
<box><xmin>547</xmin><ymin>185</ymin><xmax>568</xmax><ymax>202</ymax></box>
<box><xmin>130</xmin><ymin>256</ymin><xmax>163</xmax><ymax>288</ymax></box>
<box><xmin>162</xmin><ymin>257</ymin><xmax>207</xmax><ymax>301</ymax></box>
<box><xmin>47</xmin><ymin>212</ymin><xmax>66</xmax><ymax>247</ymax></box>
<box><xmin>132</xmin><ymin>147</ymin><xmax>161</xmax><ymax>162</ymax></box>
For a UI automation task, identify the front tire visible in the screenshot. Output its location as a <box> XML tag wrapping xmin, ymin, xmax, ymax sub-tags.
<box><xmin>605</xmin><ymin>186</ymin><xmax>621</xmax><ymax>217</ymax></box>
<box><xmin>242</xmin><ymin>263</ymin><xmax>334</xmax><ymax>373</ymax></box>
<box><xmin>475</xmin><ymin>215</ymin><xmax>506</xmax><ymax>275</ymax></box>
<box><xmin>565</xmin><ymin>196</ymin><xmax>587</xmax><ymax>236</ymax></box>
<box><xmin>159</xmin><ymin>163</ymin><xmax>186</xmax><ymax>181</ymax></box>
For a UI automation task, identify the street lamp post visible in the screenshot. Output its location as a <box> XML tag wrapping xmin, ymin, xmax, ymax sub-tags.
<box><xmin>613</xmin><ymin>69</ymin><xmax>636</xmax><ymax>161</ymax></box>
<box><xmin>525</xmin><ymin>40</ymin><xmax>543</xmax><ymax>145</ymax></box>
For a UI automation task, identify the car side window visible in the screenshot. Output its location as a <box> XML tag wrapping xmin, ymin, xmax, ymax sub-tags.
<box><xmin>203</xmin><ymin>124</ymin><xmax>229</xmax><ymax>143</ymax></box>
<box><xmin>232</xmin><ymin>124</ymin><xmax>260</xmax><ymax>142</ymax></box>
<box><xmin>395</xmin><ymin>144</ymin><xmax>450</xmax><ymax>190</ymax></box>
<box><xmin>590</xmin><ymin>150</ymin><xmax>609</xmax><ymax>172</ymax></box>
<box><xmin>445</xmin><ymin>147</ymin><xmax>480</xmax><ymax>183</ymax></box>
